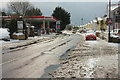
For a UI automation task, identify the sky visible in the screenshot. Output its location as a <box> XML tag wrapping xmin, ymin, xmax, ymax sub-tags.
<box><xmin>30</xmin><ymin>2</ymin><xmax>108</xmax><ymax>25</ymax></box>
<box><xmin>0</xmin><ymin>0</ymin><xmax>119</xmax><ymax>25</ymax></box>
<box><xmin>0</xmin><ymin>0</ymin><xmax>119</xmax><ymax>2</ymax></box>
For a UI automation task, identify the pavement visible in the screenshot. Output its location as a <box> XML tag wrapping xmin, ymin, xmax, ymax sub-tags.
<box><xmin>52</xmin><ymin>33</ymin><xmax>119</xmax><ymax>78</ymax></box>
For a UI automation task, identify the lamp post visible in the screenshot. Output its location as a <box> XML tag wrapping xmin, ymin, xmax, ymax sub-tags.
<box><xmin>81</xmin><ymin>18</ymin><xmax>83</xmax><ymax>30</ymax></box>
<box><xmin>108</xmin><ymin>0</ymin><xmax>111</xmax><ymax>42</ymax></box>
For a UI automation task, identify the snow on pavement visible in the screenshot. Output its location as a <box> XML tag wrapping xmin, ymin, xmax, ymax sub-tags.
<box><xmin>0</xmin><ymin>28</ymin><xmax>10</xmax><ymax>39</ymax></box>
<box><xmin>52</xmin><ymin>38</ymin><xmax>118</xmax><ymax>78</ymax></box>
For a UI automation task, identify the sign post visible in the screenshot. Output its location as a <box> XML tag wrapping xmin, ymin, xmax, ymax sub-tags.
<box><xmin>108</xmin><ymin>0</ymin><xmax>111</xmax><ymax>42</ymax></box>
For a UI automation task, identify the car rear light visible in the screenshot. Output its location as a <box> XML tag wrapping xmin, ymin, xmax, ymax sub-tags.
<box><xmin>117</xmin><ymin>32</ymin><xmax>120</xmax><ymax>34</ymax></box>
<box><xmin>93</xmin><ymin>37</ymin><xmax>96</xmax><ymax>40</ymax></box>
<box><xmin>86</xmin><ymin>37</ymin><xmax>89</xmax><ymax>40</ymax></box>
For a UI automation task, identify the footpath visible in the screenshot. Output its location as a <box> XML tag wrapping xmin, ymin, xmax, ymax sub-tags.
<box><xmin>52</xmin><ymin>34</ymin><xmax>119</xmax><ymax>78</ymax></box>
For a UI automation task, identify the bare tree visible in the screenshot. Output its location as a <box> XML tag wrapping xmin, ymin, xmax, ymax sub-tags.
<box><xmin>7</xmin><ymin>0</ymin><xmax>33</xmax><ymax>16</ymax></box>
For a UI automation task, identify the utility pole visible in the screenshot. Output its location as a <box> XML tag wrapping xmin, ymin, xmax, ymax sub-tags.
<box><xmin>108</xmin><ymin>0</ymin><xmax>111</xmax><ymax>42</ymax></box>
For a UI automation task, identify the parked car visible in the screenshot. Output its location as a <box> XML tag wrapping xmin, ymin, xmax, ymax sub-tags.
<box><xmin>113</xmin><ymin>29</ymin><xmax>120</xmax><ymax>36</ymax></box>
<box><xmin>111</xmin><ymin>30</ymin><xmax>120</xmax><ymax>39</ymax></box>
<box><xmin>80</xmin><ymin>30</ymin><xmax>86</xmax><ymax>33</ymax></box>
<box><xmin>85</xmin><ymin>31</ymin><xmax>96</xmax><ymax>40</ymax></box>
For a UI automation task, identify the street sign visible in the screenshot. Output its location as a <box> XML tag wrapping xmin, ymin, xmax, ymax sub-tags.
<box><xmin>56</xmin><ymin>21</ymin><xmax>60</xmax><ymax>24</ymax></box>
<box><xmin>56</xmin><ymin>24</ymin><xmax>60</xmax><ymax>30</ymax></box>
<box><xmin>107</xmin><ymin>18</ymin><xmax>113</xmax><ymax>24</ymax></box>
<box><xmin>56</xmin><ymin>21</ymin><xmax>60</xmax><ymax>32</ymax></box>
<box><xmin>17</xmin><ymin>21</ymin><xmax>23</xmax><ymax>29</ymax></box>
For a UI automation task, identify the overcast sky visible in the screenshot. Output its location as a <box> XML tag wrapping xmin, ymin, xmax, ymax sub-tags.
<box><xmin>31</xmin><ymin>2</ymin><xmax>108</xmax><ymax>25</ymax></box>
<box><xmin>0</xmin><ymin>0</ymin><xmax>119</xmax><ymax>25</ymax></box>
<box><xmin>1</xmin><ymin>0</ymin><xmax>119</xmax><ymax>2</ymax></box>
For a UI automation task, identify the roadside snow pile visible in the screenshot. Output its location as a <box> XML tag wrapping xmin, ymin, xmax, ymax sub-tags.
<box><xmin>13</xmin><ymin>32</ymin><xmax>24</xmax><ymax>35</ymax></box>
<box><xmin>108</xmin><ymin>42</ymin><xmax>119</xmax><ymax>47</ymax></box>
<box><xmin>62</xmin><ymin>30</ymin><xmax>72</xmax><ymax>34</ymax></box>
<box><xmin>10</xmin><ymin>39</ymin><xmax>22</xmax><ymax>43</ymax></box>
<box><xmin>96</xmin><ymin>30</ymin><xmax>101</xmax><ymax>33</ymax></box>
<box><xmin>0</xmin><ymin>28</ymin><xmax>10</xmax><ymax>40</ymax></box>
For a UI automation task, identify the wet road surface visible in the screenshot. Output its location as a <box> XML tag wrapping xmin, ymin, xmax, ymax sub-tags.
<box><xmin>2</xmin><ymin>34</ymin><xmax>82</xmax><ymax>78</ymax></box>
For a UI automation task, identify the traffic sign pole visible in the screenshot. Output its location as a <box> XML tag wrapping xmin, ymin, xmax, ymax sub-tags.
<box><xmin>108</xmin><ymin>0</ymin><xmax>111</xmax><ymax>42</ymax></box>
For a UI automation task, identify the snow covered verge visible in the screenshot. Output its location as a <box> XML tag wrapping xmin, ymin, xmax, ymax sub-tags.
<box><xmin>1</xmin><ymin>36</ymin><xmax>57</xmax><ymax>51</ymax></box>
<box><xmin>51</xmin><ymin>38</ymin><xmax>118</xmax><ymax>78</ymax></box>
<box><xmin>13</xmin><ymin>32</ymin><xmax>24</xmax><ymax>35</ymax></box>
<box><xmin>62</xmin><ymin>30</ymin><xmax>73</xmax><ymax>34</ymax></box>
<box><xmin>0</xmin><ymin>28</ymin><xmax>10</xmax><ymax>40</ymax></box>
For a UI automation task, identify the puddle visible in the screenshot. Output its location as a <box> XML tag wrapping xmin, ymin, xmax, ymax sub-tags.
<box><xmin>41</xmin><ymin>64</ymin><xmax>62</xmax><ymax>78</ymax></box>
<box><xmin>41</xmin><ymin>46</ymin><xmax>75</xmax><ymax>78</ymax></box>
<box><xmin>41</xmin><ymin>35</ymin><xmax>82</xmax><ymax>78</ymax></box>
<box><xmin>60</xmin><ymin>46</ymin><xmax>75</xmax><ymax>60</ymax></box>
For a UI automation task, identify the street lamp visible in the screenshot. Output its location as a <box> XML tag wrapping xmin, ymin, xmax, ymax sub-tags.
<box><xmin>81</xmin><ymin>18</ymin><xmax>83</xmax><ymax>30</ymax></box>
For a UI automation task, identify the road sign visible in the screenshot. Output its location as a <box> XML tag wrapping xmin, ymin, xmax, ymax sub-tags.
<box><xmin>107</xmin><ymin>18</ymin><xmax>113</xmax><ymax>24</ymax></box>
<box><xmin>56</xmin><ymin>21</ymin><xmax>60</xmax><ymax>24</ymax></box>
<box><xmin>56</xmin><ymin>21</ymin><xmax>60</xmax><ymax>32</ymax></box>
<box><xmin>17</xmin><ymin>21</ymin><xmax>23</xmax><ymax>29</ymax></box>
<box><xmin>56</xmin><ymin>24</ymin><xmax>60</xmax><ymax>30</ymax></box>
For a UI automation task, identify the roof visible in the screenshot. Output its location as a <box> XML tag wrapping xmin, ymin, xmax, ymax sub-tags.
<box><xmin>111</xmin><ymin>5</ymin><xmax>119</xmax><ymax>11</ymax></box>
<box><xmin>97</xmin><ymin>17</ymin><xmax>103</xmax><ymax>21</ymax></box>
<box><xmin>0</xmin><ymin>16</ymin><xmax>58</xmax><ymax>22</ymax></box>
<box><xmin>93</xmin><ymin>20</ymin><xmax>97</xmax><ymax>22</ymax></box>
<box><xmin>107</xmin><ymin>2</ymin><xmax>120</xmax><ymax>11</ymax></box>
<box><xmin>105</xmin><ymin>2</ymin><xmax>120</xmax><ymax>17</ymax></box>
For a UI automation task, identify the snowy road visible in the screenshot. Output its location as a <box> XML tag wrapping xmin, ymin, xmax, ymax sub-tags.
<box><xmin>2</xmin><ymin>34</ymin><xmax>82</xmax><ymax>78</ymax></box>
